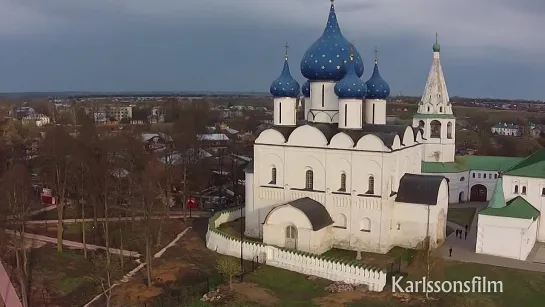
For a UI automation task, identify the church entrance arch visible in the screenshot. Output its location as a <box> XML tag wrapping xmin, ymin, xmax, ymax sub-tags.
<box><xmin>285</xmin><ymin>225</ymin><xmax>298</xmax><ymax>250</ymax></box>
<box><xmin>470</xmin><ymin>185</ymin><xmax>487</xmax><ymax>202</ymax></box>
<box><xmin>459</xmin><ymin>191</ymin><xmax>465</xmax><ymax>203</ymax></box>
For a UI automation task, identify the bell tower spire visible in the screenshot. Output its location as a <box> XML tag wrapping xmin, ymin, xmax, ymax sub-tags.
<box><xmin>413</xmin><ymin>35</ymin><xmax>455</xmax><ymax>163</ymax></box>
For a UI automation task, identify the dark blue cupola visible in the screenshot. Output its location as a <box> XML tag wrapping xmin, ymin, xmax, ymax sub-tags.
<box><xmin>334</xmin><ymin>53</ymin><xmax>367</xmax><ymax>99</ymax></box>
<box><xmin>270</xmin><ymin>46</ymin><xmax>300</xmax><ymax>98</ymax></box>
<box><xmin>302</xmin><ymin>80</ymin><xmax>310</xmax><ymax>97</ymax></box>
<box><xmin>300</xmin><ymin>1</ymin><xmax>364</xmax><ymax>81</ymax></box>
<box><xmin>365</xmin><ymin>50</ymin><xmax>390</xmax><ymax>99</ymax></box>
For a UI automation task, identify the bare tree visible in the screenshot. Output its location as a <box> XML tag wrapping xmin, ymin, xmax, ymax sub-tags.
<box><xmin>412</xmin><ymin>237</ymin><xmax>445</xmax><ymax>299</ymax></box>
<box><xmin>216</xmin><ymin>256</ymin><xmax>240</xmax><ymax>289</ymax></box>
<box><xmin>39</xmin><ymin>126</ymin><xmax>73</xmax><ymax>252</ymax></box>
<box><xmin>1</xmin><ymin>164</ymin><xmax>33</xmax><ymax>307</ymax></box>
<box><xmin>91</xmin><ymin>252</ymin><xmax>122</xmax><ymax>307</ymax></box>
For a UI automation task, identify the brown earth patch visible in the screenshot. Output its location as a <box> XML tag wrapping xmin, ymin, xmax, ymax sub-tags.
<box><xmin>230</xmin><ymin>282</ymin><xmax>279</xmax><ymax>306</ymax></box>
<box><xmin>313</xmin><ymin>291</ymin><xmax>368</xmax><ymax>307</ymax></box>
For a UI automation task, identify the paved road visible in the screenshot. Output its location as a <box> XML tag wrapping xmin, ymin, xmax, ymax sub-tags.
<box><xmin>22</xmin><ymin>212</ymin><xmax>210</xmax><ymax>225</ymax></box>
<box><xmin>0</xmin><ymin>260</ymin><xmax>23</xmax><ymax>307</ymax></box>
<box><xmin>441</xmin><ymin>202</ymin><xmax>545</xmax><ymax>273</ymax></box>
<box><xmin>4</xmin><ymin>230</ymin><xmax>141</xmax><ymax>258</ymax></box>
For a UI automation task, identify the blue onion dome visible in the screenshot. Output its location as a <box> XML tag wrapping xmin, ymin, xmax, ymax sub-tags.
<box><xmin>365</xmin><ymin>55</ymin><xmax>390</xmax><ymax>99</ymax></box>
<box><xmin>300</xmin><ymin>2</ymin><xmax>364</xmax><ymax>81</ymax></box>
<box><xmin>334</xmin><ymin>54</ymin><xmax>367</xmax><ymax>99</ymax></box>
<box><xmin>302</xmin><ymin>80</ymin><xmax>310</xmax><ymax>97</ymax></box>
<box><xmin>270</xmin><ymin>54</ymin><xmax>300</xmax><ymax>98</ymax></box>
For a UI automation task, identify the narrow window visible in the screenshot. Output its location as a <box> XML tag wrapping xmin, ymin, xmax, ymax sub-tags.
<box><xmin>279</xmin><ymin>102</ymin><xmax>282</xmax><ymax>123</ymax></box>
<box><xmin>439</xmin><ymin>107</ymin><xmax>443</xmax><ymax>112</ymax></box>
<box><xmin>522</xmin><ymin>186</ymin><xmax>527</xmax><ymax>194</ymax></box>
<box><xmin>372</xmin><ymin>104</ymin><xmax>376</xmax><ymax>124</ymax></box>
<box><xmin>478</xmin><ymin>173</ymin><xmax>481</xmax><ymax>179</ymax></box>
<box><xmin>494</xmin><ymin>174</ymin><xmax>498</xmax><ymax>179</ymax></box>
<box><xmin>367</xmin><ymin>176</ymin><xmax>375</xmax><ymax>194</ymax></box>
<box><xmin>270</xmin><ymin>167</ymin><xmax>277</xmax><ymax>184</ymax></box>
<box><xmin>541</xmin><ymin>187</ymin><xmax>545</xmax><ymax>196</ymax></box>
<box><xmin>344</xmin><ymin>104</ymin><xmax>347</xmax><ymax>125</ymax></box>
<box><xmin>472</xmin><ymin>173</ymin><xmax>476</xmax><ymax>178</ymax></box>
<box><xmin>321</xmin><ymin>85</ymin><xmax>325</xmax><ymax>107</ymax></box>
<box><xmin>339</xmin><ymin>173</ymin><xmax>346</xmax><ymax>192</ymax></box>
<box><xmin>305</xmin><ymin>170</ymin><xmax>313</xmax><ymax>190</ymax></box>
<box><xmin>514</xmin><ymin>185</ymin><xmax>519</xmax><ymax>194</ymax></box>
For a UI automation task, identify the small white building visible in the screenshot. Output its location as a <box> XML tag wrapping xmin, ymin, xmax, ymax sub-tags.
<box><xmin>476</xmin><ymin>178</ymin><xmax>540</xmax><ymax>260</ymax></box>
<box><xmin>491</xmin><ymin>123</ymin><xmax>521</xmax><ymax>136</ymax></box>
<box><xmin>22</xmin><ymin>113</ymin><xmax>51</xmax><ymax>127</ymax></box>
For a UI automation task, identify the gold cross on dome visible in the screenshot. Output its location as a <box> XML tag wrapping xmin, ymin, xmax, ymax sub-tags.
<box><xmin>284</xmin><ymin>42</ymin><xmax>289</xmax><ymax>60</ymax></box>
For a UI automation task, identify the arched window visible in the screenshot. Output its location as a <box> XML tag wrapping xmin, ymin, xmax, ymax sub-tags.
<box><xmin>427</xmin><ymin>106</ymin><xmax>430</xmax><ymax>112</ymax></box>
<box><xmin>514</xmin><ymin>185</ymin><xmax>519</xmax><ymax>194</ymax></box>
<box><xmin>494</xmin><ymin>174</ymin><xmax>498</xmax><ymax>179</ymax></box>
<box><xmin>472</xmin><ymin>173</ymin><xmax>476</xmax><ymax>178</ymax></box>
<box><xmin>430</xmin><ymin>120</ymin><xmax>441</xmax><ymax>138</ymax></box>
<box><xmin>478</xmin><ymin>173</ymin><xmax>481</xmax><ymax>179</ymax></box>
<box><xmin>339</xmin><ymin>173</ymin><xmax>347</xmax><ymax>192</ymax></box>
<box><xmin>447</xmin><ymin>122</ymin><xmax>453</xmax><ymax>139</ymax></box>
<box><xmin>360</xmin><ymin>218</ymin><xmax>371</xmax><ymax>232</ymax></box>
<box><xmin>367</xmin><ymin>176</ymin><xmax>375</xmax><ymax>194</ymax></box>
<box><xmin>418</xmin><ymin>120</ymin><xmax>425</xmax><ymax>129</ymax></box>
<box><xmin>305</xmin><ymin>170</ymin><xmax>313</xmax><ymax>190</ymax></box>
<box><xmin>522</xmin><ymin>186</ymin><xmax>527</xmax><ymax>194</ymax></box>
<box><xmin>460</xmin><ymin>177</ymin><xmax>465</xmax><ymax>181</ymax></box>
<box><xmin>321</xmin><ymin>85</ymin><xmax>325</xmax><ymax>107</ymax></box>
<box><xmin>270</xmin><ymin>167</ymin><xmax>277</xmax><ymax>184</ymax></box>
<box><xmin>439</xmin><ymin>106</ymin><xmax>443</xmax><ymax>112</ymax></box>
<box><xmin>334</xmin><ymin>214</ymin><xmax>347</xmax><ymax>229</ymax></box>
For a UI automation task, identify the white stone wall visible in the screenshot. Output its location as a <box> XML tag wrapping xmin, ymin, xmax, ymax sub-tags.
<box><xmin>273</xmin><ymin>97</ymin><xmax>297</xmax><ymax>126</ymax></box>
<box><xmin>365</xmin><ymin>99</ymin><xmax>386</xmax><ymax>125</ymax></box>
<box><xmin>502</xmin><ymin>175</ymin><xmax>545</xmax><ymax>242</ymax></box>
<box><xmin>207</xmin><ymin>208</ymin><xmax>387</xmax><ymax>291</ymax></box>
<box><xmin>338</xmin><ymin>99</ymin><xmax>363</xmax><ymax>129</ymax></box>
<box><xmin>476</xmin><ymin>214</ymin><xmax>537</xmax><ymax>260</ymax></box>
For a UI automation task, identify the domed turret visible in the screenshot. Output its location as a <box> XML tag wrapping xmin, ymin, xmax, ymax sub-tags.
<box><xmin>272</xmin><ymin>44</ymin><xmax>299</xmax><ymax>127</ymax></box>
<box><xmin>302</xmin><ymin>80</ymin><xmax>310</xmax><ymax>97</ymax></box>
<box><xmin>334</xmin><ymin>54</ymin><xmax>366</xmax><ymax>99</ymax></box>
<box><xmin>270</xmin><ymin>48</ymin><xmax>300</xmax><ymax>98</ymax></box>
<box><xmin>364</xmin><ymin>49</ymin><xmax>389</xmax><ymax>125</ymax></box>
<box><xmin>300</xmin><ymin>1</ymin><xmax>364</xmax><ymax>81</ymax></box>
<box><xmin>365</xmin><ymin>52</ymin><xmax>390</xmax><ymax>100</ymax></box>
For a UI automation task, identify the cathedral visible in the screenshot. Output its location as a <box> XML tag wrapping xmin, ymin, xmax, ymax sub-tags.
<box><xmin>243</xmin><ymin>2</ymin><xmax>449</xmax><ymax>254</ymax></box>
<box><xmin>244</xmin><ymin>1</ymin><xmax>545</xmax><ymax>259</ymax></box>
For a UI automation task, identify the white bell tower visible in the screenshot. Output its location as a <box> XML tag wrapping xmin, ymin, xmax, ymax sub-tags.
<box><xmin>412</xmin><ymin>34</ymin><xmax>455</xmax><ymax>162</ymax></box>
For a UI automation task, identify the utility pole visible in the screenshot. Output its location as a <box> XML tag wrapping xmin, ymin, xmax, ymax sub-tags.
<box><xmin>239</xmin><ymin>196</ymin><xmax>244</xmax><ymax>282</ymax></box>
<box><xmin>182</xmin><ymin>164</ymin><xmax>187</xmax><ymax>222</ymax></box>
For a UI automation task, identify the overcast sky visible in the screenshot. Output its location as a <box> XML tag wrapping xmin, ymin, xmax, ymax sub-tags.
<box><xmin>0</xmin><ymin>0</ymin><xmax>544</xmax><ymax>99</ymax></box>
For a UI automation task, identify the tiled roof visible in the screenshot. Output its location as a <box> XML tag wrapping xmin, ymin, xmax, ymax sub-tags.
<box><xmin>479</xmin><ymin>196</ymin><xmax>540</xmax><ymax>220</ymax></box>
<box><xmin>422</xmin><ymin>155</ymin><xmax>524</xmax><ymax>173</ymax></box>
<box><xmin>413</xmin><ymin>113</ymin><xmax>456</xmax><ymax>119</ymax></box>
<box><xmin>395</xmin><ymin>174</ymin><xmax>445</xmax><ymax>205</ymax></box>
<box><xmin>504</xmin><ymin>148</ymin><xmax>545</xmax><ymax>178</ymax></box>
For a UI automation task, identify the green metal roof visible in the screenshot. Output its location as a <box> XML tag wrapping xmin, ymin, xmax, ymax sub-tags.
<box><xmin>487</xmin><ymin>178</ymin><xmax>506</xmax><ymax>209</ymax></box>
<box><xmin>422</xmin><ymin>155</ymin><xmax>524</xmax><ymax>174</ymax></box>
<box><xmin>504</xmin><ymin>148</ymin><xmax>545</xmax><ymax>179</ymax></box>
<box><xmin>413</xmin><ymin>113</ymin><xmax>456</xmax><ymax>119</ymax></box>
<box><xmin>479</xmin><ymin>196</ymin><xmax>540</xmax><ymax>220</ymax></box>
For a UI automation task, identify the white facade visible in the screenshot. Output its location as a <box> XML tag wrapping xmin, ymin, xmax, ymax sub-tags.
<box><xmin>273</xmin><ymin>97</ymin><xmax>297</xmax><ymax>126</ymax></box>
<box><xmin>338</xmin><ymin>99</ymin><xmax>363</xmax><ymax>129</ymax></box>
<box><xmin>308</xmin><ymin>82</ymin><xmax>339</xmax><ymax>124</ymax></box>
<box><xmin>476</xmin><ymin>214</ymin><xmax>538</xmax><ymax>260</ymax></box>
<box><xmin>365</xmin><ymin>99</ymin><xmax>386</xmax><ymax>125</ymax></box>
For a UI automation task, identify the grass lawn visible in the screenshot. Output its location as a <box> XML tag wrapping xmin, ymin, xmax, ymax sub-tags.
<box><xmin>322</xmin><ymin>247</ymin><xmax>409</xmax><ymax>271</ymax></box>
<box><xmin>2</xmin><ymin>243</ymin><xmax>138</xmax><ymax>307</ymax></box>
<box><xmin>209</xmin><ymin>259</ymin><xmax>545</xmax><ymax>307</ymax></box>
<box><xmin>217</xmin><ymin>218</ymin><xmax>262</xmax><ymax>243</ymax></box>
<box><xmin>447</xmin><ymin>207</ymin><xmax>477</xmax><ymax>228</ymax></box>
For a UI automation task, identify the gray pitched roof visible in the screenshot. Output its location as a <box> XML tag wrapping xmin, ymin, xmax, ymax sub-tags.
<box><xmin>289</xmin><ymin>197</ymin><xmax>334</xmax><ymax>230</ymax></box>
<box><xmin>395</xmin><ymin>174</ymin><xmax>445</xmax><ymax>205</ymax></box>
